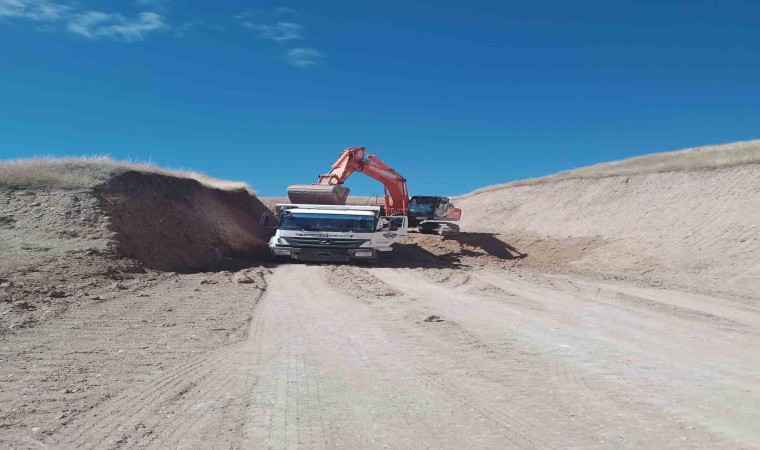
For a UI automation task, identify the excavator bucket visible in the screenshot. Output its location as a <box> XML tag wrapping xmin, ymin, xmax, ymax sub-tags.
<box><xmin>286</xmin><ymin>184</ymin><xmax>350</xmax><ymax>205</ymax></box>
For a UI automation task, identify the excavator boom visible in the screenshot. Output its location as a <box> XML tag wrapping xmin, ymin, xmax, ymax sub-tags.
<box><xmin>287</xmin><ymin>147</ymin><xmax>409</xmax><ymax>214</ymax></box>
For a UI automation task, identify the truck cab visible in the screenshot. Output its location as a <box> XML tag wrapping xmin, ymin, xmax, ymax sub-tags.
<box><xmin>267</xmin><ymin>204</ymin><xmax>408</xmax><ymax>262</ymax></box>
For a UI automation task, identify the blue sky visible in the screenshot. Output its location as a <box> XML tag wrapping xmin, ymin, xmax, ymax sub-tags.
<box><xmin>1</xmin><ymin>0</ymin><xmax>758</xmax><ymax>196</ymax></box>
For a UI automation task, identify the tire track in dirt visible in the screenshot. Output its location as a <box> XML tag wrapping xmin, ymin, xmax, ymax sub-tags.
<box><xmin>243</xmin><ymin>267</ymin><xmax>329</xmax><ymax>450</ymax></box>
<box><xmin>349</xmin><ymin>268</ymin><xmax>601</xmax><ymax>447</ymax></box>
<box><xmin>45</xmin><ymin>274</ymin><xmax>268</xmax><ymax>449</ymax></box>
<box><xmin>245</xmin><ymin>264</ymin><xmax>538</xmax><ymax>449</ymax></box>
<box><xmin>16</xmin><ymin>262</ymin><xmax>758</xmax><ymax>449</ymax></box>
<box><xmin>0</xmin><ymin>289</ymin><xmax>242</xmax><ymax>447</ymax></box>
<box><xmin>365</xmin><ymin>266</ymin><xmax>751</xmax><ymax>448</ymax></box>
<box><xmin>554</xmin><ymin>276</ymin><xmax>760</xmax><ymax>329</ymax></box>
<box><xmin>54</xmin><ymin>336</ymin><xmax>247</xmax><ymax>448</ymax></box>
<box><xmin>321</xmin><ymin>266</ymin><xmax>591</xmax><ymax>447</ymax></box>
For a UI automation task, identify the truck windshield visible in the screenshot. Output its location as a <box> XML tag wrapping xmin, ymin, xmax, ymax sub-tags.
<box><xmin>280</xmin><ymin>213</ymin><xmax>376</xmax><ymax>232</ymax></box>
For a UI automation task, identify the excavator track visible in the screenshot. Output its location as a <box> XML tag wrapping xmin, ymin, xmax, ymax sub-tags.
<box><xmin>419</xmin><ymin>221</ymin><xmax>461</xmax><ymax>235</ymax></box>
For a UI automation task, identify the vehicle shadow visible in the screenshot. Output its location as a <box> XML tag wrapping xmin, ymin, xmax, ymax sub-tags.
<box><xmin>444</xmin><ymin>232</ymin><xmax>527</xmax><ymax>260</ymax></box>
<box><xmin>374</xmin><ymin>232</ymin><xmax>527</xmax><ymax>269</ymax></box>
<box><xmin>209</xmin><ymin>232</ymin><xmax>529</xmax><ymax>271</ymax></box>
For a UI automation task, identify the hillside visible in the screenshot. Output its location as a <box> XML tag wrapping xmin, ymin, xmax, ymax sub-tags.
<box><xmin>0</xmin><ymin>156</ymin><xmax>253</xmax><ymax>192</ymax></box>
<box><xmin>469</xmin><ymin>139</ymin><xmax>760</xmax><ymax>194</ymax></box>
<box><xmin>0</xmin><ymin>158</ymin><xmax>272</xmax><ymax>332</ymax></box>
<box><xmin>456</xmin><ymin>140</ymin><xmax>760</xmax><ymax>297</ymax></box>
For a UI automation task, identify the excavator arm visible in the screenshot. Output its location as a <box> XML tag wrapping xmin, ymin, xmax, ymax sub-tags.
<box><xmin>313</xmin><ymin>146</ymin><xmax>363</xmax><ymax>185</ymax></box>
<box><xmin>288</xmin><ymin>146</ymin><xmax>410</xmax><ymax>214</ymax></box>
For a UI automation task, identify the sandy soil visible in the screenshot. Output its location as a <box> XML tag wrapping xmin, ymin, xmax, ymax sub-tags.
<box><xmin>2</xmin><ymin>260</ymin><xmax>758</xmax><ymax>449</ymax></box>
<box><xmin>1</xmin><ymin>268</ymin><xmax>270</xmax><ymax>449</ymax></box>
<box><xmin>3</xmin><ymin>148</ymin><xmax>760</xmax><ymax>449</ymax></box>
<box><xmin>1</xmin><ymin>172</ymin><xmax>272</xmax><ymax>333</ymax></box>
<box><xmin>456</xmin><ymin>164</ymin><xmax>760</xmax><ymax>298</ymax></box>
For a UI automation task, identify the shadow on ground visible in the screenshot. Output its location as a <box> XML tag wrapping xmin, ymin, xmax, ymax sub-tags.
<box><xmin>184</xmin><ymin>248</ymin><xmax>273</xmax><ymax>273</ymax></box>
<box><xmin>376</xmin><ymin>232</ymin><xmax>527</xmax><ymax>269</ymax></box>
<box><xmin>207</xmin><ymin>232</ymin><xmax>529</xmax><ymax>271</ymax></box>
<box><xmin>444</xmin><ymin>232</ymin><xmax>527</xmax><ymax>260</ymax></box>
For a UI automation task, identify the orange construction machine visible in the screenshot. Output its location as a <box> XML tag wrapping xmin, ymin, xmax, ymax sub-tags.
<box><xmin>287</xmin><ymin>146</ymin><xmax>462</xmax><ymax>234</ymax></box>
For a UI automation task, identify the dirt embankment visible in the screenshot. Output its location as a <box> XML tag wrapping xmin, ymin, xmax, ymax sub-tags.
<box><xmin>96</xmin><ymin>171</ymin><xmax>272</xmax><ymax>271</ymax></box>
<box><xmin>456</xmin><ymin>163</ymin><xmax>760</xmax><ymax>297</ymax></box>
<box><xmin>1</xmin><ymin>187</ymin><xmax>144</xmax><ymax>331</ymax></box>
<box><xmin>1</xmin><ymin>169</ymin><xmax>273</xmax><ymax>333</ymax></box>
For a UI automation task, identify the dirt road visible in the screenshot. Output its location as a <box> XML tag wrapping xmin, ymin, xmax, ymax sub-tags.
<box><xmin>3</xmin><ymin>263</ymin><xmax>759</xmax><ymax>449</ymax></box>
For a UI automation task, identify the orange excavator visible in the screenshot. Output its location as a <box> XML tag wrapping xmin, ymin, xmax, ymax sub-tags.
<box><xmin>287</xmin><ymin>146</ymin><xmax>462</xmax><ymax>234</ymax></box>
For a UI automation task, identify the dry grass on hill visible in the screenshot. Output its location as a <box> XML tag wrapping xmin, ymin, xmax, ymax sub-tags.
<box><xmin>467</xmin><ymin>139</ymin><xmax>760</xmax><ymax>196</ymax></box>
<box><xmin>0</xmin><ymin>156</ymin><xmax>254</xmax><ymax>193</ymax></box>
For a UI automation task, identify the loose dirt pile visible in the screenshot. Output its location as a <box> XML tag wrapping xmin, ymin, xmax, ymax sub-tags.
<box><xmin>96</xmin><ymin>171</ymin><xmax>271</xmax><ymax>271</ymax></box>
<box><xmin>383</xmin><ymin>231</ymin><xmax>606</xmax><ymax>272</ymax></box>
<box><xmin>1</xmin><ymin>159</ymin><xmax>273</xmax><ymax>333</ymax></box>
<box><xmin>456</xmin><ymin>141</ymin><xmax>760</xmax><ymax>297</ymax></box>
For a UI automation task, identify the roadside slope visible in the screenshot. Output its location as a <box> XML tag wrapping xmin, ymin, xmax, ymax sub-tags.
<box><xmin>95</xmin><ymin>170</ymin><xmax>271</xmax><ymax>271</ymax></box>
<box><xmin>1</xmin><ymin>158</ymin><xmax>273</xmax><ymax>332</ymax></box>
<box><xmin>456</xmin><ymin>141</ymin><xmax>760</xmax><ymax>297</ymax></box>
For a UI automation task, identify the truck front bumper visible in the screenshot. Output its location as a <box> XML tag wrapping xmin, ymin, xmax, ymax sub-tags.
<box><xmin>270</xmin><ymin>246</ymin><xmax>378</xmax><ymax>262</ymax></box>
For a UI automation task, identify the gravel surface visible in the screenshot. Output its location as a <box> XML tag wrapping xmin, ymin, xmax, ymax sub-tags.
<box><xmin>2</xmin><ymin>261</ymin><xmax>758</xmax><ymax>449</ymax></box>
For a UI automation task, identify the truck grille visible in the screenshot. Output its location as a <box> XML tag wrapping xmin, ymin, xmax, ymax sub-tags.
<box><xmin>284</xmin><ymin>237</ymin><xmax>369</xmax><ymax>248</ymax></box>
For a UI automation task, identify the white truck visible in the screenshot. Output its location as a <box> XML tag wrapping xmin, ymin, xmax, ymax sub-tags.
<box><xmin>264</xmin><ymin>204</ymin><xmax>408</xmax><ymax>262</ymax></box>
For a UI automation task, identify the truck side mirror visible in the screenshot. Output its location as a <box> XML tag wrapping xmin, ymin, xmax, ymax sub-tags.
<box><xmin>260</xmin><ymin>213</ymin><xmax>270</xmax><ymax>226</ymax></box>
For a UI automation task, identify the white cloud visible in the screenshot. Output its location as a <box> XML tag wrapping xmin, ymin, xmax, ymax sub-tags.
<box><xmin>233</xmin><ymin>11</ymin><xmax>253</xmax><ymax>21</ymax></box>
<box><xmin>234</xmin><ymin>9</ymin><xmax>324</xmax><ymax>68</ymax></box>
<box><xmin>2</xmin><ymin>1</ymin><xmax>323</xmax><ymax>61</ymax></box>
<box><xmin>274</xmin><ymin>7</ymin><xmax>295</xmax><ymax>16</ymax></box>
<box><xmin>0</xmin><ymin>0</ymin><xmax>70</xmax><ymax>21</ymax></box>
<box><xmin>286</xmin><ymin>47</ymin><xmax>323</xmax><ymax>68</ymax></box>
<box><xmin>0</xmin><ymin>0</ymin><xmax>169</xmax><ymax>42</ymax></box>
<box><xmin>67</xmin><ymin>11</ymin><xmax>167</xmax><ymax>42</ymax></box>
<box><xmin>244</xmin><ymin>21</ymin><xmax>302</xmax><ymax>41</ymax></box>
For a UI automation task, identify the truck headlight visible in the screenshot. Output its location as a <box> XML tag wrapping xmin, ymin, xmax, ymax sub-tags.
<box><xmin>273</xmin><ymin>248</ymin><xmax>292</xmax><ymax>256</ymax></box>
<box><xmin>353</xmin><ymin>250</ymin><xmax>374</xmax><ymax>258</ymax></box>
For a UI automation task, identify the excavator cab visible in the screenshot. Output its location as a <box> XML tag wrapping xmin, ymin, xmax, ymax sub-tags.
<box><xmin>408</xmin><ymin>196</ymin><xmax>462</xmax><ymax>234</ymax></box>
<box><xmin>408</xmin><ymin>196</ymin><xmax>448</xmax><ymax>223</ymax></box>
